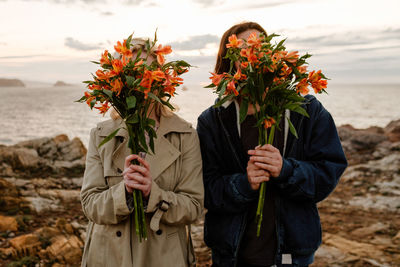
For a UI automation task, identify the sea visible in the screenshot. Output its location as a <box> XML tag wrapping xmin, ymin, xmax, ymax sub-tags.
<box><xmin>0</xmin><ymin>83</ymin><xmax>399</xmax><ymax>147</ymax></box>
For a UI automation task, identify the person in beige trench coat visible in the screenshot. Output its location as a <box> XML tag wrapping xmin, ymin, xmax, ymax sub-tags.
<box><xmin>80</xmin><ymin>110</ymin><xmax>204</xmax><ymax>267</ymax></box>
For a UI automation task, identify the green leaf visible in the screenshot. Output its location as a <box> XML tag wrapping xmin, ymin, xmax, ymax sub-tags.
<box><xmin>126</xmin><ymin>34</ymin><xmax>133</xmax><ymax>49</ymax></box>
<box><xmin>204</xmin><ymin>83</ymin><xmax>216</xmax><ymax>89</ymax></box>
<box><xmin>126</xmin><ymin>96</ymin><xmax>137</xmax><ymax>109</ymax></box>
<box><xmin>90</xmin><ymin>99</ymin><xmax>96</xmax><ymax>109</ymax></box>
<box><xmin>126</xmin><ymin>113</ymin><xmax>139</xmax><ymax>124</ymax></box>
<box><xmin>147</xmin><ymin>92</ymin><xmax>162</xmax><ymax>103</ymax></box>
<box><xmin>147</xmin><ymin>118</ymin><xmax>156</xmax><ymax>127</ymax></box>
<box><xmin>75</xmin><ymin>95</ymin><xmax>86</xmax><ymax>103</ymax></box>
<box><xmin>292</xmin><ymin>106</ymin><xmax>309</xmax><ymax>118</ymax></box>
<box><xmin>102</xmin><ymin>89</ymin><xmax>113</xmax><ymax>98</ymax></box>
<box><xmin>287</xmin><ymin>118</ymin><xmax>298</xmax><ymax>139</ymax></box>
<box><xmin>126</xmin><ymin>76</ymin><xmax>136</xmax><ymax>87</ymax></box>
<box><xmin>239</xmin><ymin>99</ymin><xmax>249</xmax><ymax>123</ymax></box>
<box><xmin>90</xmin><ymin>61</ymin><xmax>100</xmax><ymax>65</ymax></box>
<box><xmin>98</xmin><ymin>128</ymin><xmax>121</xmax><ymax>148</ymax></box>
<box><xmin>138</xmin><ymin>130</ymin><xmax>148</xmax><ymax>152</ymax></box>
<box><xmin>214</xmin><ymin>94</ymin><xmax>234</xmax><ymax>107</ymax></box>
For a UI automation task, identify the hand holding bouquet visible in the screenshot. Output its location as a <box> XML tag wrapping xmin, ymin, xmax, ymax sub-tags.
<box><xmin>206</xmin><ymin>31</ymin><xmax>328</xmax><ymax>236</ymax></box>
<box><xmin>77</xmin><ymin>31</ymin><xmax>191</xmax><ymax>241</ymax></box>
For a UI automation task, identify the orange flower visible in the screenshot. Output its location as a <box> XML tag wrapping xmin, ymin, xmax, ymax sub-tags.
<box><xmin>100</xmin><ymin>50</ymin><xmax>111</xmax><ymax>66</ymax></box>
<box><xmin>152</xmin><ymin>69</ymin><xmax>166</xmax><ymax>81</ymax></box>
<box><xmin>139</xmin><ymin>70</ymin><xmax>154</xmax><ymax>98</ymax></box>
<box><xmin>240</xmin><ymin>47</ymin><xmax>258</xmax><ymax>64</ymax></box>
<box><xmin>280</xmin><ymin>63</ymin><xmax>292</xmax><ymax>77</ymax></box>
<box><xmin>263</xmin><ymin>117</ymin><xmax>276</xmax><ymax>129</ymax></box>
<box><xmin>233</xmin><ymin>68</ymin><xmax>246</xmax><ymax>81</ymax></box>
<box><xmin>84</xmin><ymin>91</ymin><xmax>96</xmax><ymax>106</ymax></box>
<box><xmin>111</xmin><ymin>78</ymin><xmax>124</xmax><ymax>96</ymax></box>
<box><xmin>308</xmin><ymin>70</ymin><xmax>327</xmax><ymax>93</ymax></box>
<box><xmin>111</xmin><ymin>59</ymin><xmax>124</xmax><ymax>74</ymax></box>
<box><xmin>88</xmin><ymin>83</ymin><xmax>102</xmax><ymax>90</ymax></box>
<box><xmin>241</xmin><ymin>62</ymin><xmax>249</xmax><ymax>69</ymax></box>
<box><xmin>95</xmin><ymin>101</ymin><xmax>110</xmax><ymax>115</ymax></box>
<box><xmin>155</xmin><ymin>44</ymin><xmax>172</xmax><ymax>65</ymax></box>
<box><xmin>95</xmin><ymin>70</ymin><xmax>115</xmax><ymax>81</ymax></box>
<box><xmin>284</xmin><ymin>51</ymin><xmax>299</xmax><ymax>64</ymax></box>
<box><xmin>114</xmin><ymin>40</ymin><xmax>133</xmax><ymax>58</ymax></box>
<box><xmin>296</xmin><ymin>78</ymin><xmax>309</xmax><ymax>95</ymax></box>
<box><xmin>247</xmin><ymin>32</ymin><xmax>261</xmax><ymax>48</ymax></box>
<box><xmin>226</xmin><ymin>34</ymin><xmax>243</xmax><ymax>48</ymax></box>
<box><xmin>226</xmin><ymin>80</ymin><xmax>239</xmax><ymax>96</ymax></box>
<box><xmin>271</xmin><ymin>53</ymin><xmax>281</xmax><ymax>64</ymax></box>
<box><xmin>210</xmin><ymin>72</ymin><xmax>225</xmax><ymax>86</ymax></box>
<box><xmin>297</xmin><ymin>65</ymin><xmax>308</xmax><ymax>74</ymax></box>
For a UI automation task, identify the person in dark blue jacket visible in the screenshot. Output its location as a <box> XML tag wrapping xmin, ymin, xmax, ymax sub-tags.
<box><xmin>196</xmin><ymin>22</ymin><xmax>348</xmax><ymax>267</ymax></box>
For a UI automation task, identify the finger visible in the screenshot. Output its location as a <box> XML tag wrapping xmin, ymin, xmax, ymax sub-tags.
<box><xmin>257</xmin><ymin>144</ymin><xmax>279</xmax><ymax>153</ymax></box>
<box><xmin>249</xmin><ymin>176</ymin><xmax>270</xmax><ymax>184</ymax></box>
<box><xmin>248</xmin><ymin>149</ymin><xmax>273</xmax><ymax>157</ymax></box>
<box><xmin>126</xmin><ymin>173</ymin><xmax>149</xmax><ymax>184</ymax></box>
<box><xmin>128</xmin><ymin>164</ymin><xmax>148</xmax><ymax>176</ymax></box>
<box><xmin>129</xmin><ymin>183</ymin><xmax>148</xmax><ymax>192</ymax></box>
<box><xmin>254</xmin><ymin>162</ymin><xmax>279</xmax><ymax>174</ymax></box>
<box><xmin>124</xmin><ymin>154</ymin><xmax>138</xmax><ymax>169</ymax></box>
<box><xmin>135</xmin><ymin>156</ymin><xmax>150</xmax><ymax>170</ymax></box>
<box><xmin>249</xmin><ymin>169</ymin><xmax>269</xmax><ymax>177</ymax></box>
<box><xmin>250</xmin><ymin>155</ymin><xmax>276</xmax><ymax>164</ymax></box>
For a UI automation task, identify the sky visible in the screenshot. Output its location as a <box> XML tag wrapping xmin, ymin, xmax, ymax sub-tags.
<box><xmin>0</xmin><ymin>0</ymin><xmax>399</xmax><ymax>86</ymax></box>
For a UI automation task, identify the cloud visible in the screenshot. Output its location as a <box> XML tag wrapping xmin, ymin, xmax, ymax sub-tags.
<box><xmin>168</xmin><ymin>34</ymin><xmax>219</xmax><ymax>51</ymax></box>
<box><xmin>0</xmin><ymin>42</ymin><xmax>7</xmax><ymax>46</ymax></box>
<box><xmin>64</xmin><ymin>37</ymin><xmax>101</xmax><ymax>51</ymax></box>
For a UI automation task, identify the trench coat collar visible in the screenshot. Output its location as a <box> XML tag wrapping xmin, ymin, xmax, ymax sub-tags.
<box><xmin>97</xmin><ymin>113</ymin><xmax>193</xmax><ymax>179</ymax></box>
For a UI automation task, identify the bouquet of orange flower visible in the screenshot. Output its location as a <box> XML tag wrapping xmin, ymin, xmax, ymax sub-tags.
<box><xmin>77</xmin><ymin>32</ymin><xmax>190</xmax><ymax>241</ymax></box>
<box><xmin>206</xmin><ymin>32</ymin><xmax>328</xmax><ymax>236</ymax></box>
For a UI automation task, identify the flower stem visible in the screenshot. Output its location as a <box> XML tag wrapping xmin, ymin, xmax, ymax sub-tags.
<box><xmin>256</xmin><ymin>124</ymin><xmax>276</xmax><ymax>237</ymax></box>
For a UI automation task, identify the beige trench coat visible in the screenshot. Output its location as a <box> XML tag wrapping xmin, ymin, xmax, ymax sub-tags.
<box><xmin>80</xmin><ymin>113</ymin><xmax>204</xmax><ymax>267</ymax></box>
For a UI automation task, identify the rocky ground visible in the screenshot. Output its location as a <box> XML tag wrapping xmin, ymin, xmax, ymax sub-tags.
<box><xmin>0</xmin><ymin>120</ymin><xmax>399</xmax><ymax>267</ymax></box>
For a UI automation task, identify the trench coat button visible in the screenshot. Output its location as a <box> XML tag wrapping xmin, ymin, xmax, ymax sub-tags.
<box><xmin>156</xmin><ymin>229</ymin><xmax>162</xmax><ymax>235</ymax></box>
<box><xmin>117</xmin><ymin>168</ymin><xmax>122</xmax><ymax>174</ymax></box>
<box><xmin>116</xmin><ymin>231</ymin><xmax>122</xmax><ymax>237</ymax></box>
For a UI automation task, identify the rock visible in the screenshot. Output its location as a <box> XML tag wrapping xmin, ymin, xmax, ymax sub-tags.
<box><xmin>46</xmin><ymin>235</ymin><xmax>83</xmax><ymax>264</ymax></box>
<box><xmin>0</xmin><ymin>78</ymin><xmax>25</xmax><ymax>87</ymax></box>
<box><xmin>349</xmin><ymin>195</ymin><xmax>399</xmax><ymax>212</ymax></box>
<box><xmin>37</xmin><ymin>189</ymin><xmax>80</xmax><ymax>203</ymax></box>
<box><xmin>351</xmin><ymin>222</ymin><xmax>388</xmax><ymax>237</ymax></box>
<box><xmin>385</xmin><ymin>119</ymin><xmax>400</xmax><ymax>142</ymax></box>
<box><xmin>9</xmin><ymin>233</ymin><xmax>40</xmax><ymax>249</ymax></box>
<box><xmin>59</xmin><ymin>137</ymin><xmax>87</xmax><ymax>161</ymax></box>
<box><xmin>324</xmin><ymin>233</ymin><xmax>384</xmax><ymax>259</ymax></box>
<box><xmin>393</xmin><ymin>231</ymin><xmax>400</xmax><ymax>242</ymax></box>
<box><xmin>25</xmin><ymin>196</ymin><xmax>61</xmax><ymax>213</ymax></box>
<box><xmin>338</xmin><ymin>125</ymin><xmax>388</xmax><ymax>151</ymax></box>
<box><xmin>35</xmin><ymin>226</ymin><xmax>61</xmax><ymax>240</ymax></box>
<box><xmin>53</xmin><ymin>81</ymin><xmax>71</xmax><ymax>87</ymax></box>
<box><xmin>53</xmin><ymin>134</ymin><xmax>69</xmax><ymax>144</ymax></box>
<box><xmin>0</xmin><ymin>215</ymin><xmax>18</xmax><ymax>232</ymax></box>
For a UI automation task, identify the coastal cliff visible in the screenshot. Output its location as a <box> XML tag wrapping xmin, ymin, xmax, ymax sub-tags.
<box><xmin>0</xmin><ymin>79</ymin><xmax>25</xmax><ymax>87</ymax></box>
<box><xmin>0</xmin><ymin>120</ymin><xmax>399</xmax><ymax>266</ymax></box>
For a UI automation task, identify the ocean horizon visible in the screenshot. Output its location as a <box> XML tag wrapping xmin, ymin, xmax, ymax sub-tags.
<box><xmin>1</xmin><ymin>83</ymin><xmax>399</xmax><ymax>147</ymax></box>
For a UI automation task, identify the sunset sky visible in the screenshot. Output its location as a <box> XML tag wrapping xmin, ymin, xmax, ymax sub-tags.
<box><xmin>0</xmin><ymin>0</ymin><xmax>399</xmax><ymax>85</ymax></box>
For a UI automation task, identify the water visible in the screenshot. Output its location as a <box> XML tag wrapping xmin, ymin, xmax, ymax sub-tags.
<box><xmin>0</xmin><ymin>83</ymin><xmax>399</xmax><ymax>147</ymax></box>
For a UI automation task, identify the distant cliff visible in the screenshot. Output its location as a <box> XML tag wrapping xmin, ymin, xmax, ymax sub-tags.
<box><xmin>54</xmin><ymin>81</ymin><xmax>71</xmax><ymax>87</ymax></box>
<box><xmin>0</xmin><ymin>78</ymin><xmax>25</xmax><ymax>87</ymax></box>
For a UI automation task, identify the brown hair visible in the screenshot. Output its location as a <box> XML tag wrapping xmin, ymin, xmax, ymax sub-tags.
<box><xmin>215</xmin><ymin>22</ymin><xmax>267</xmax><ymax>74</ymax></box>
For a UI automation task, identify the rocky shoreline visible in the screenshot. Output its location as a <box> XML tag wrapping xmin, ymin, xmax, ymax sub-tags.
<box><xmin>0</xmin><ymin>120</ymin><xmax>399</xmax><ymax>266</ymax></box>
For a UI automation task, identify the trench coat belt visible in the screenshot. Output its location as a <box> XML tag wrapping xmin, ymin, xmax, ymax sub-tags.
<box><xmin>150</xmin><ymin>200</ymin><xmax>170</xmax><ymax>231</ymax></box>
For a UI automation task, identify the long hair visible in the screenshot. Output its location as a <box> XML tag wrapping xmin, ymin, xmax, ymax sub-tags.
<box><xmin>215</xmin><ymin>22</ymin><xmax>267</xmax><ymax>74</ymax></box>
<box><xmin>110</xmin><ymin>37</ymin><xmax>175</xmax><ymax>120</ymax></box>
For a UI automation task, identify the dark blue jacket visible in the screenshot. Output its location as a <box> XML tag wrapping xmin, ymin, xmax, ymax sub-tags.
<box><xmin>196</xmin><ymin>95</ymin><xmax>347</xmax><ymax>267</ymax></box>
